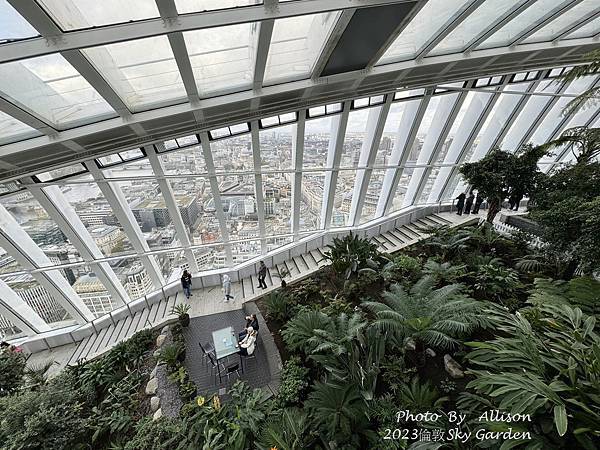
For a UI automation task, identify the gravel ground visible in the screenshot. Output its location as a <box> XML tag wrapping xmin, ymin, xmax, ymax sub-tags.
<box><xmin>154</xmin><ymin>329</ymin><xmax>183</xmax><ymax>418</ymax></box>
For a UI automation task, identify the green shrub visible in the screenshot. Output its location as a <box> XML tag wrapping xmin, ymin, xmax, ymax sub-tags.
<box><xmin>381</xmin><ymin>254</ymin><xmax>422</xmax><ymax>283</ymax></box>
<box><xmin>124</xmin><ymin>417</ymin><xmax>182</xmax><ymax>450</ymax></box>
<box><xmin>276</xmin><ymin>357</ymin><xmax>309</xmax><ymax>407</ymax></box>
<box><xmin>0</xmin><ymin>350</ymin><xmax>26</xmax><ymax>396</ymax></box>
<box><xmin>158</xmin><ymin>344</ymin><xmax>183</xmax><ymax>372</ymax></box>
<box><xmin>321</xmin><ymin>232</ymin><xmax>380</xmax><ymax>281</ymax></box>
<box><xmin>265</xmin><ymin>290</ymin><xmax>296</xmax><ymax>323</ymax></box>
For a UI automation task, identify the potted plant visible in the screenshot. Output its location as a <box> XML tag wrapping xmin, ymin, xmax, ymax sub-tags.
<box><xmin>171</xmin><ymin>303</ymin><xmax>191</xmax><ymax>327</ymax></box>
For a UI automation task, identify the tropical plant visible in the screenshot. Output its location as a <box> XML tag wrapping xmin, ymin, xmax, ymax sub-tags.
<box><xmin>473</xmin><ymin>263</ymin><xmax>521</xmax><ymax>305</ymax></box>
<box><xmin>396</xmin><ymin>377</ymin><xmax>448</xmax><ymax>414</ymax></box>
<box><xmin>264</xmin><ymin>290</ymin><xmax>296</xmax><ymax>323</ymax></box>
<box><xmin>460</xmin><ymin>144</ymin><xmax>548</xmax><ymax>223</ymax></box>
<box><xmin>528</xmin><ymin>276</ymin><xmax>600</xmax><ymax>316</ymax></box>
<box><xmin>305</xmin><ymin>381</ymin><xmax>371</xmax><ymax>447</ymax></box>
<box><xmin>465</xmin><ymin>302</ymin><xmax>600</xmax><ymax>446</ymax></box>
<box><xmin>171</xmin><ymin>303</ymin><xmax>191</xmax><ymax>327</ymax></box>
<box><xmin>381</xmin><ymin>254</ymin><xmax>422</xmax><ymax>283</ymax></box>
<box><xmin>422</xmin><ymin>259</ymin><xmax>467</xmax><ymax>286</ymax></box>
<box><xmin>282</xmin><ymin>310</ymin><xmax>332</xmax><ymax>353</ymax></box>
<box><xmin>276</xmin><ymin>357</ymin><xmax>309</xmax><ymax>407</ymax></box>
<box><xmin>307</xmin><ymin>312</ymin><xmax>367</xmax><ymax>356</ymax></box>
<box><xmin>321</xmin><ymin>232</ymin><xmax>380</xmax><ymax>281</ymax></box>
<box><xmin>0</xmin><ymin>349</ymin><xmax>25</xmax><ymax>396</ymax></box>
<box><xmin>421</xmin><ymin>226</ymin><xmax>472</xmax><ymax>261</ymax></box>
<box><xmin>257</xmin><ymin>408</ymin><xmax>314</xmax><ymax>450</ymax></box>
<box><xmin>362</xmin><ymin>276</ymin><xmax>488</xmax><ymax>351</ymax></box>
<box><xmin>560</xmin><ymin>50</ymin><xmax>600</xmax><ymax>116</ymax></box>
<box><xmin>23</xmin><ymin>360</ymin><xmax>55</xmax><ymax>390</ymax></box>
<box><xmin>158</xmin><ymin>344</ymin><xmax>183</xmax><ymax>372</ymax></box>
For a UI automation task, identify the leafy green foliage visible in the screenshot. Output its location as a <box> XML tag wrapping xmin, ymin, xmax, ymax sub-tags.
<box><xmin>282</xmin><ymin>310</ymin><xmax>331</xmax><ymax>353</ymax></box>
<box><xmin>362</xmin><ymin>277</ymin><xmax>487</xmax><ymax>351</ymax></box>
<box><xmin>0</xmin><ymin>350</ymin><xmax>26</xmax><ymax>396</ymax></box>
<box><xmin>460</xmin><ymin>144</ymin><xmax>548</xmax><ymax>223</ymax></box>
<box><xmin>422</xmin><ymin>259</ymin><xmax>466</xmax><ymax>286</ymax></box>
<box><xmin>381</xmin><ymin>254</ymin><xmax>422</xmax><ymax>283</ymax></box>
<box><xmin>397</xmin><ymin>377</ymin><xmax>448</xmax><ymax>414</ymax></box>
<box><xmin>257</xmin><ymin>408</ymin><xmax>315</xmax><ymax>450</ymax></box>
<box><xmin>473</xmin><ymin>262</ymin><xmax>521</xmax><ymax>306</ymax></box>
<box><xmin>321</xmin><ymin>232</ymin><xmax>380</xmax><ymax>281</ymax></box>
<box><xmin>560</xmin><ymin>50</ymin><xmax>600</xmax><ymax>116</ymax></box>
<box><xmin>528</xmin><ymin>277</ymin><xmax>600</xmax><ymax>316</ymax></box>
<box><xmin>158</xmin><ymin>343</ymin><xmax>183</xmax><ymax>372</ymax></box>
<box><xmin>421</xmin><ymin>226</ymin><xmax>472</xmax><ymax>261</ymax></box>
<box><xmin>277</xmin><ymin>357</ymin><xmax>309</xmax><ymax>407</ymax></box>
<box><xmin>265</xmin><ymin>290</ymin><xmax>297</xmax><ymax>323</ymax></box>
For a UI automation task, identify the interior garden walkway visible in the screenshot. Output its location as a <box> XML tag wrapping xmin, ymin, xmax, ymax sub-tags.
<box><xmin>25</xmin><ymin>211</ymin><xmax>477</xmax><ymax>376</ymax></box>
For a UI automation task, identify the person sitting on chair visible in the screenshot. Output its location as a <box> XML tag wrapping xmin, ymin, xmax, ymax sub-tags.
<box><xmin>237</xmin><ymin>327</ymin><xmax>257</xmax><ymax>356</ymax></box>
<box><xmin>239</xmin><ymin>314</ymin><xmax>259</xmax><ymax>339</ymax></box>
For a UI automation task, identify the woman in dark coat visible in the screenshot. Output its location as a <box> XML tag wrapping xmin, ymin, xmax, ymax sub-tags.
<box><xmin>464</xmin><ymin>192</ymin><xmax>475</xmax><ymax>215</ymax></box>
<box><xmin>455</xmin><ymin>193</ymin><xmax>466</xmax><ymax>215</ymax></box>
<box><xmin>472</xmin><ymin>194</ymin><xmax>484</xmax><ymax>214</ymax></box>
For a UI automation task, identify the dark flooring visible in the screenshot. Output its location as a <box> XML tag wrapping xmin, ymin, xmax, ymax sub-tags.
<box><xmin>183</xmin><ymin>309</ymin><xmax>271</xmax><ymax>400</ymax></box>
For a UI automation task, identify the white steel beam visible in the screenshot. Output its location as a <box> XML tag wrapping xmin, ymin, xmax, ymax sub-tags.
<box><xmin>253</xmin><ymin>19</ymin><xmax>275</xmax><ymax>90</ymax></box>
<box><xmin>553</xmin><ymin>7</ymin><xmax>600</xmax><ymax>42</ymax></box>
<box><xmin>0</xmin><ymin>0</ymin><xmax>413</xmax><ymax>64</ymax></box>
<box><xmin>321</xmin><ymin>101</ymin><xmax>350</xmax><ymax>229</ymax></box>
<box><xmin>0</xmin><ymin>97</ymin><xmax>56</xmax><ymax>137</ymax></box>
<box><xmin>312</xmin><ymin>9</ymin><xmax>356</xmax><ymax>79</ymax></box>
<box><xmin>465</xmin><ymin>0</ymin><xmax>538</xmax><ymax>52</ymax></box>
<box><xmin>145</xmin><ymin>146</ymin><xmax>200</xmax><ymax>273</ymax></box>
<box><xmin>404</xmin><ymin>85</ymin><xmax>472</xmax><ymax>207</ymax></box>
<box><xmin>291</xmin><ymin>110</ymin><xmax>306</xmax><ymax>239</ymax></box>
<box><xmin>0</xmin><ymin>278</ymin><xmax>51</xmax><ymax>335</ymax></box>
<box><xmin>156</xmin><ymin>0</ymin><xmax>200</xmax><ymax>104</ymax></box>
<box><xmin>84</xmin><ymin>161</ymin><xmax>165</xmax><ymax>288</ymax></box>
<box><xmin>349</xmin><ymin>95</ymin><xmax>393</xmax><ymax>226</ymax></box>
<box><xmin>509</xmin><ymin>0</ymin><xmax>585</xmax><ymax>47</ymax></box>
<box><xmin>416</xmin><ymin>0</ymin><xmax>486</xmax><ymax>60</ymax></box>
<box><xmin>198</xmin><ymin>133</ymin><xmax>233</xmax><ymax>265</ymax></box>
<box><xmin>25</xmin><ymin>182</ymin><xmax>129</xmax><ymax>306</ymax></box>
<box><xmin>250</xmin><ymin>121</ymin><xmax>267</xmax><ymax>254</ymax></box>
<box><xmin>377</xmin><ymin>89</ymin><xmax>433</xmax><ymax>216</ymax></box>
<box><xmin>0</xmin><ymin>204</ymin><xmax>94</xmax><ymax>323</ymax></box>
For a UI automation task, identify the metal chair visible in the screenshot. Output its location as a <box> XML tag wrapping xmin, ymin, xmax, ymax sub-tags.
<box><xmin>206</xmin><ymin>351</ymin><xmax>226</xmax><ymax>383</ymax></box>
<box><xmin>221</xmin><ymin>362</ymin><xmax>241</xmax><ymax>384</ymax></box>
<box><xmin>198</xmin><ymin>341</ymin><xmax>215</xmax><ymax>366</ymax></box>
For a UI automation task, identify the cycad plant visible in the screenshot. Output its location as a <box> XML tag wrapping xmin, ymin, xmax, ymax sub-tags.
<box><xmin>257</xmin><ymin>408</ymin><xmax>314</xmax><ymax>450</ymax></box>
<box><xmin>422</xmin><ymin>259</ymin><xmax>467</xmax><ymax>286</ymax></box>
<box><xmin>282</xmin><ymin>310</ymin><xmax>332</xmax><ymax>353</ymax></box>
<box><xmin>421</xmin><ymin>226</ymin><xmax>472</xmax><ymax>261</ymax></box>
<box><xmin>362</xmin><ymin>276</ymin><xmax>487</xmax><ymax>352</ymax></box>
<box><xmin>320</xmin><ymin>232</ymin><xmax>380</xmax><ymax>282</ymax></box>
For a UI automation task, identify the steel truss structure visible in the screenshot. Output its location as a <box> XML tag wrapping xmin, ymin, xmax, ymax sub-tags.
<box><xmin>0</xmin><ymin>0</ymin><xmax>599</xmax><ymax>339</ymax></box>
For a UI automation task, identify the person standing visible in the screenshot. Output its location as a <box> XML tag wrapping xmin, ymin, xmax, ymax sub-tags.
<box><xmin>472</xmin><ymin>194</ymin><xmax>484</xmax><ymax>214</ymax></box>
<box><xmin>464</xmin><ymin>192</ymin><xmax>475</xmax><ymax>215</ymax></box>
<box><xmin>455</xmin><ymin>192</ymin><xmax>466</xmax><ymax>216</ymax></box>
<box><xmin>257</xmin><ymin>261</ymin><xmax>267</xmax><ymax>289</ymax></box>
<box><xmin>222</xmin><ymin>274</ymin><xmax>233</xmax><ymax>303</ymax></box>
<box><xmin>180</xmin><ymin>269</ymin><xmax>192</xmax><ymax>299</ymax></box>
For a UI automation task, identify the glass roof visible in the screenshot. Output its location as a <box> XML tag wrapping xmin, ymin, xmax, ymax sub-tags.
<box><xmin>37</xmin><ymin>0</ymin><xmax>160</xmax><ymax>31</ymax></box>
<box><xmin>0</xmin><ymin>53</ymin><xmax>116</xmax><ymax>128</ymax></box>
<box><xmin>379</xmin><ymin>0</ymin><xmax>472</xmax><ymax>64</ymax></box>
<box><xmin>0</xmin><ymin>0</ymin><xmax>39</xmax><ymax>41</ymax></box>
<box><xmin>175</xmin><ymin>0</ymin><xmax>261</xmax><ymax>14</ymax></box>
<box><xmin>184</xmin><ymin>22</ymin><xmax>258</xmax><ymax>96</ymax></box>
<box><xmin>264</xmin><ymin>11</ymin><xmax>340</xmax><ymax>84</ymax></box>
<box><xmin>564</xmin><ymin>16</ymin><xmax>600</xmax><ymax>39</ymax></box>
<box><xmin>523</xmin><ymin>0</ymin><xmax>600</xmax><ymax>44</ymax></box>
<box><xmin>0</xmin><ymin>111</ymin><xmax>42</xmax><ymax>145</ymax></box>
<box><xmin>82</xmin><ymin>35</ymin><xmax>187</xmax><ymax>112</ymax></box>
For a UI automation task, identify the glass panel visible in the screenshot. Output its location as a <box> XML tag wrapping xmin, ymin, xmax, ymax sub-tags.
<box><xmin>211</xmin><ymin>133</ymin><xmax>254</xmax><ymax>173</ymax></box>
<box><xmin>57</xmin><ymin>180</ymin><xmax>135</xmax><ymax>259</ymax></box>
<box><xmin>231</xmin><ymin>239</ymin><xmax>261</xmax><ymax>265</ymax></box>
<box><xmin>171</xmin><ymin>177</ymin><xmax>221</xmax><ymax>245</ymax></box>
<box><xmin>0</xmin><ymin>272</ymin><xmax>74</xmax><ymax>327</ymax></box>
<box><xmin>479</xmin><ymin>0</ymin><xmax>569</xmax><ymax>49</ymax></box>
<box><xmin>120</xmin><ymin>149</ymin><xmax>144</xmax><ymax>160</ymax></box>
<box><xmin>331</xmin><ymin>169</ymin><xmax>356</xmax><ymax>227</ymax></box>
<box><xmin>300</xmin><ymin>172</ymin><xmax>325</xmax><ymax>231</ymax></box>
<box><xmin>0</xmin><ymin>191</ymin><xmax>84</xmax><ymax>265</ymax></box>
<box><xmin>435</xmin><ymin>92</ymin><xmax>476</xmax><ymax>163</ymax></box>
<box><xmin>160</xmin><ymin>144</ymin><xmax>207</xmax><ymax>175</ymax></box>
<box><xmin>353</xmin><ymin>97</ymin><xmax>370</xmax><ymax>108</ymax></box>
<box><xmin>303</xmin><ymin>116</ymin><xmax>332</xmax><ymax>168</ymax></box>
<box><xmin>266</xmin><ymin>235</ymin><xmax>293</xmax><ymax>252</ymax></box>
<box><xmin>102</xmin><ymin>157</ymin><xmax>154</xmax><ymax>179</ymax></box>
<box><xmin>430</xmin><ymin>0</ymin><xmax>518</xmax><ymax>56</ymax></box>
<box><xmin>359</xmin><ymin>169</ymin><xmax>386</xmax><ymax>224</ymax></box>
<box><xmin>259</xmin><ymin>124</ymin><xmax>294</xmax><ymax>170</ymax></box>
<box><xmin>264</xmin><ymin>12</ymin><xmax>340</xmax><ymax>84</ymax></box>
<box><xmin>112</xmin><ymin>256</ymin><xmax>156</xmax><ymax>299</ymax></box>
<box><xmin>340</xmin><ymin>109</ymin><xmax>369</xmax><ymax>168</ymax></box>
<box><xmin>73</xmin><ymin>272</ymin><xmax>121</xmax><ymax>317</ymax></box>
<box><xmin>0</xmin><ymin>314</ymin><xmax>22</xmax><ymax>340</ymax></box>
<box><xmin>564</xmin><ymin>16</ymin><xmax>600</xmax><ymax>39</ymax></box>
<box><xmin>523</xmin><ymin>0</ymin><xmax>599</xmax><ymax>43</ymax></box>
<box><xmin>176</xmin><ymin>135</ymin><xmax>198</xmax><ymax>146</ymax></box>
<box><xmin>390</xmin><ymin>168</ymin><xmax>415</xmax><ymax>212</ymax></box>
<box><xmin>378</xmin><ymin>0</ymin><xmax>471</xmax><ymax>64</ymax></box>
<box><xmin>184</xmin><ymin>22</ymin><xmax>257</xmax><ymax>96</ymax></box>
<box><xmin>37</xmin><ymin>0</ymin><xmax>159</xmax><ymax>30</ymax></box>
<box><xmin>0</xmin><ymin>54</ymin><xmax>115</xmax><ymax>127</ymax></box>
<box><xmin>409</xmin><ymin>97</ymin><xmax>442</xmax><ymax>164</ymax></box>
<box><xmin>262</xmin><ymin>173</ymin><xmax>292</xmax><ymax>237</ymax></box>
<box><xmin>175</xmin><ymin>0</ymin><xmax>260</xmax><ymax>14</ymax></box>
<box><xmin>0</xmin><ymin>0</ymin><xmax>39</xmax><ymax>41</ymax></box>
<box><xmin>97</xmin><ymin>154</ymin><xmax>121</xmax><ymax>167</ymax></box>
<box><xmin>83</xmin><ymin>35</ymin><xmax>187</xmax><ymax>111</ymax></box>
<box><xmin>217</xmin><ymin>174</ymin><xmax>259</xmax><ymax>242</ymax></box>
<box><xmin>192</xmin><ymin>245</ymin><xmax>226</xmax><ymax>272</ymax></box>
<box><xmin>0</xmin><ymin>111</ymin><xmax>42</xmax><ymax>145</ymax></box>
